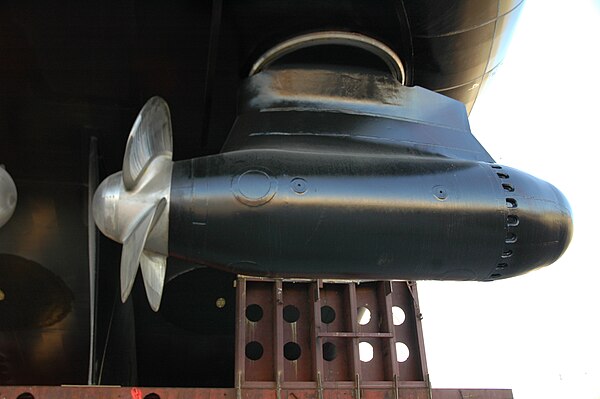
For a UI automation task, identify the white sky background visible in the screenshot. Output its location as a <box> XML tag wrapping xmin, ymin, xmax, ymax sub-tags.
<box><xmin>418</xmin><ymin>1</ymin><xmax>600</xmax><ymax>398</ymax></box>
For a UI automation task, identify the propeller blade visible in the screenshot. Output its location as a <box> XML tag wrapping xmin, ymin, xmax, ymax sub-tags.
<box><xmin>123</xmin><ymin>97</ymin><xmax>173</xmax><ymax>190</ymax></box>
<box><xmin>120</xmin><ymin>198</ymin><xmax>167</xmax><ymax>303</ymax></box>
<box><xmin>87</xmin><ymin>137</ymin><xmax>99</xmax><ymax>384</ymax></box>
<box><xmin>140</xmin><ymin>250</ymin><xmax>167</xmax><ymax>311</ymax></box>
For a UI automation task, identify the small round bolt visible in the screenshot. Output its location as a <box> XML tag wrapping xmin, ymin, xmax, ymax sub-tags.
<box><xmin>290</xmin><ymin>178</ymin><xmax>308</xmax><ymax>194</ymax></box>
<box><xmin>432</xmin><ymin>185</ymin><xmax>448</xmax><ymax>200</ymax></box>
<box><xmin>0</xmin><ymin>288</ymin><xmax>5</xmax><ymax>301</ymax></box>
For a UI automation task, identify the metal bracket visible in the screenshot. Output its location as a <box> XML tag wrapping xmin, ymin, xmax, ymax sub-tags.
<box><xmin>249</xmin><ymin>31</ymin><xmax>406</xmax><ymax>84</ymax></box>
<box><xmin>317</xmin><ymin>372</ymin><xmax>324</xmax><ymax>399</ymax></box>
<box><xmin>354</xmin><ymin>373</ymin><xmax>361</xmax><ymax>399</ymax></box>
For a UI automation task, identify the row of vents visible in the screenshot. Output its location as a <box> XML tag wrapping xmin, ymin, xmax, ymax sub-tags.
<box><xmin>491</xmin><ymin>164</ymin><xmax>519</xmax><ymax>279</ymax></box>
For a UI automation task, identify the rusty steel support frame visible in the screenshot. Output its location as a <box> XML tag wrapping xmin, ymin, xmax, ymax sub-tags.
<box><xmin>0</xmin><ymin>386</ymin><xmax>513</xmax><ymax>399</ymax></box>
<box><xmin>235</xmin><ymin>278</ymin><xmax>431</xmax><ymax>397</ymax></box>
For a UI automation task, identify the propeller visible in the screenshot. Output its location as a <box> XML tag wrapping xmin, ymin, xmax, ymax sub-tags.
<box><xmin>0</xmin><ymin>165</ymin><xmax>17</xmax><ymax>228</ymax></box>
<box><xmin>92</xmin><ymin>97</ymin><xmax>173</xmax><ymax>311</ymax></box>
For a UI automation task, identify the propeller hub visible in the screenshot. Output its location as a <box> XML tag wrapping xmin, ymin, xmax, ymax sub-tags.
<box><xmin>92</xmin><ymin>172</ymin><xmax>123</xmax><ymax>242</ymax></box>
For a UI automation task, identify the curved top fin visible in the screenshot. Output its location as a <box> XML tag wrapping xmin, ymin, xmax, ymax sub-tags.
<box><xmin>123</xmin><ymin>97</ymin><xmax>173</xmax><ymax>190</ymax></box>
<box><xmin>223</xmin><ymin>68</ymin><xmax>494</xmax><ymax>163</ymax></box>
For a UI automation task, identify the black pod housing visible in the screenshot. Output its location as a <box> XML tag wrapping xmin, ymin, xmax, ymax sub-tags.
<box><xmin>168</xmin><ymin>67</ymin><xmax>572</xmax><ymax>281</ymax></box>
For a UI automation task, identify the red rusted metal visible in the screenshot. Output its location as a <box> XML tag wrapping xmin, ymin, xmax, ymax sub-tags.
<box><xmin>431</xmin><ymin>390</ymin><xmax>513</xmax><ymax>399</ymax></box>
<box><xmin>235</xmin><ymin>278</ymin><xmax>429</xmax><ymax>391</ymax></box>
<box><xmin>0</xmin><ymin>386</ymin><xmax>513</xmax><ymax>399</ymax></box>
